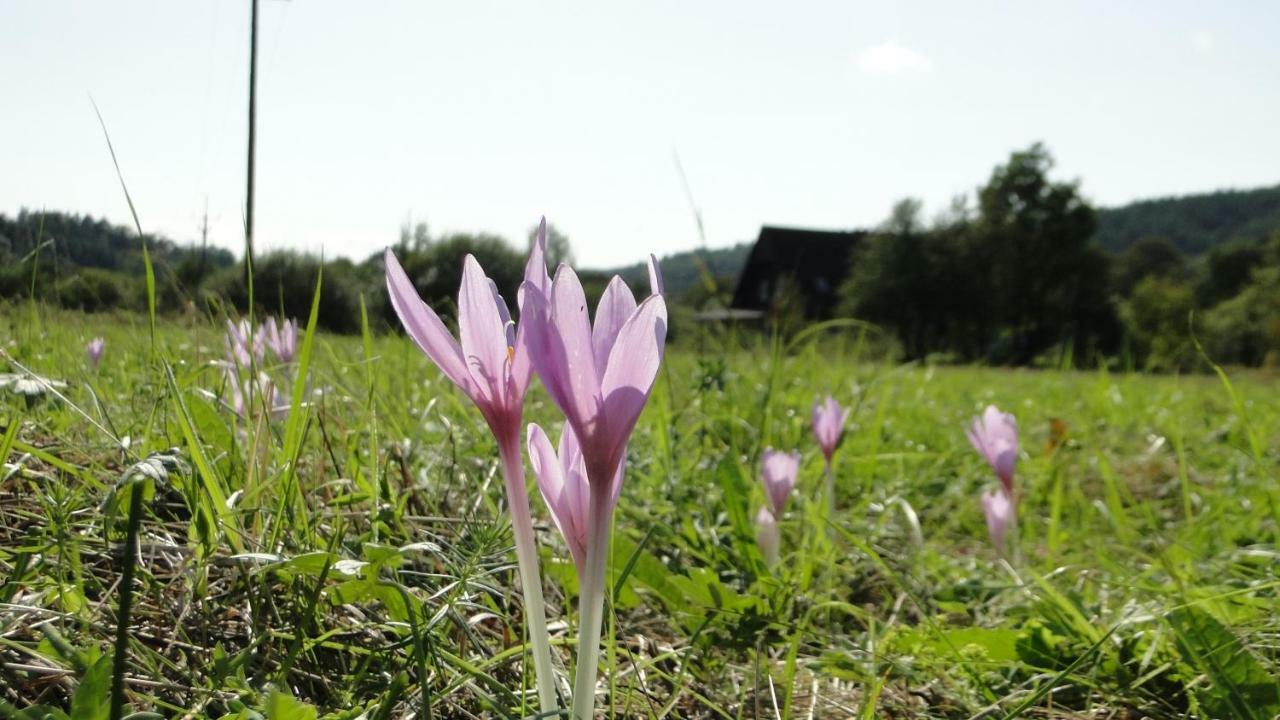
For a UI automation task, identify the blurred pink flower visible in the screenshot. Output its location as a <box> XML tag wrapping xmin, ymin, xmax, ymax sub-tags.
<box><xmin>262</xmin><ymin>317</ymin><xmax>298</xmax><ymax>363</ymax></box>
<box><xmin>812</xmin><ymin>395</ymin><xmax>849</xmax><ymax>463</ymax></box>
<box><xmin>86</xmin><ymin>337</ymin><xmax>105</xmax><ymax>370</ymax></box>
<box><xmin>761</xmin><ymin>448</ymin><xmax>801</xmax><ymax>516</ymax></box>
<box><xmin>226</xmin><ymin>368</ymin><xmax>289</xmax><ymax>421</ymax></box>
<box><xmin>966</xmin><ymin>405</ymin><xmax>1018</xmax><ymax>496</ymax></box>
<box><xmin>755</xmin><ymin>506</ymin><xmax>780</xmax><ymax>566</ymax></box>
<box><xmin>980</xmin><ymin>487</ymin><xmax>1013</xmax><ymax>553</ymax></box>
<box><xmin>225</xmin><ymin>318</ymin><xmax>264</xmax><ymax>368</ymax></box>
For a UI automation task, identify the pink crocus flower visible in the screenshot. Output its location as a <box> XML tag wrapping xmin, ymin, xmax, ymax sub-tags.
<box><xmin>262</xmin><ymin>317</ymin><xmax>298</xmax><ymax>363</ymax></box>
<box><xmin>811</xmin><ymin>395</ymin><xmax>849</xmax><ymax>464</ymax></box>
<box><xmin>526</xmin><ymin>423</ymin><xmax>623</xmax><ymax>574</ymax></box>
<box><xmin>761</xmin><ymin>448</ymin><xmax>801</xmax><ymax>517</ymax></box>
<box><xmin>225</xmin><ymin>318</ymin><xmax>264</xmax><ymax>369</ymax></box>
<box><xmin>980</xmin><ymin>488</ymin><xmax>1014</xmax><ymax>554</ymax></box>
<box><xmin>966</xmin><ymin>405</ymin><xmax>1018</xmax><ymax>496</ymax></box>
<box><xmin>384</xmin><ymin>223</ymin><xmax>557</xmax><ymax>714</ymax></box>
<box><xmin>225</xmin><ymin>367</ymin><xmax>289</xmax><ymax>421</ymax></box>
<box><xmin>520</xmin><ymin>246</ymin><xmax>665</xmax><ymax>720</ymax></box>
<box><xmin>86</xmin><ymin>337</ymin><xmax>105</xmax><ymax>370</ymax></box>
<box><xmin>755</xmin><ymin>506</ymin><xmax>780</xmax><ymax>567</ymax></box>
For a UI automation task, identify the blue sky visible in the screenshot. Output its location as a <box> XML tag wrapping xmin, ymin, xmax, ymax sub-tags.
<box><xmin>2</xmin><ymin>1</ymin><xmax>1277</xmax><ymax>268</ymax></box>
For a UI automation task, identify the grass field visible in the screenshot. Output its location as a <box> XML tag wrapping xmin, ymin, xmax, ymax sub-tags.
<box><xmin>1</xmin><ymin>307</ymin><xmax>1278</xmax><ymax>719</ymax></box>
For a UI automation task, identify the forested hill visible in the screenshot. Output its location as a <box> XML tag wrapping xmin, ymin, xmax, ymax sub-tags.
<box><xmin>0</xmin><ymin>209</ymin><xmax>235</xmax><ymax>275</ymax></box>
<box><xmin>602</xmin><ymin>242</ymin><xmax>753</xmax><ymax>300</ymax></box>
<box><xmin>595</xmin><ymin>184</ymin><xmax>1280</xmax><ymax>297</ymax></box>
<box><xmin>1094</xmin><ymin>184</ymin><xmax>1280</xmax><ymax>253</ymax></box>
<box><xmin>5</xmin><ymin>181</ymin><xmax>1278</xmax><ymax>305</ymax></box>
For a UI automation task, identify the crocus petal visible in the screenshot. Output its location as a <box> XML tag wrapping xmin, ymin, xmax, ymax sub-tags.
<box><xmin>761</xmin><ymin>448</ymin><xmax>801</xmax><ymax>516</ymax></box>
<box><xmin>981</xmin><ymin>488</ymin><xmax>1013</xmax><ymax>551</ymax></box>
<box><xmin>968</xmin><ymin>405</ymin><xmax>1018</xmax><ymax>494</ymax></box>
<box><xmin>86</xmin><ymin>338</ymin><xmax>105</xmax><ymax>367</ymax></box>
<box><xmin>512</xmin><ymin>220</ymin><xmax>551</xmax><ymax>397</ymax></box>
<box><xmin>528</xmin><ymin>423</ymin><xmax>586</xmax><ymax>571</ymax></box>
<box><xmin>529</xmin><ymin>266</ymin><xmax>604</xmax><ymax>444</ymax></box>
<box><xmin>592</xmin><ymin>276</ymin><xmax>638</xmax><ymax>371</ymax></box>
<box><xmin>458</xmin><ymin>255</ymin><xmax>515</xmax><ymax>407</ymax></box>
<box><xmin>646</xmin><ymin>254</ymin><xmax>664</xmax><ymax>297</ymax></box>
<box><xmin>812</xmin><ymin>395</ymin><xmax>847</xmax><ymax>461</ymax></box>
<box><xmin>523</xmin><ymin>217</ymin><xmax>552</xmax><ymax>300</ymax></box>
<box><xmin>598</xmin><ymin>294</ymin><xmax>667</xmax><ymax>481</ymax></box>
<box><xmin>384</xmin><ymin>249</ymin><xmax>473</xmax><ymax>393</ymax></box>
<box><xmin>992</xmin><ymin>446</ymin><xmax>1017</xmax><ymax>491</ymax></box>
<box><xmin>755</xmin><ymin>506</ymin><xmax>780</xmax><ymax>566</ymax></box>
<box><xmin>556</xmin><ymin>425</ymin><xmax>593</xmax><ymax>554</ymax></box>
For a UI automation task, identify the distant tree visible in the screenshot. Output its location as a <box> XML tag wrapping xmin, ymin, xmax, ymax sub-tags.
<box><xmin>1121</xmin><ymin>276</ymin><xmax>1196</xmax><ymax>371</ymax></box>
<box><xmin>1114</xmin><ymin>236</ymin><xmax>1187</xmax><ymax>295</ymax></box>
<box><xmin>932</xmin><ymin>193</ymin><xmax>974</xmax><ymax>229</ymax></box>
<box><xmin>399</xmin><ymin>220</ymin><xmax>431</xmax><ymax>251</ymax></box>
<box><xmin>883</xmin><ymin>197</ymin><xmax>924</xmax><ymax>235</ymax></box>
<box><xmin>386</xmin><ymin>233</ymin><xmax>524</xmax><ymax>326</ymax></box>
<box><xmin>528</xmin><ymin>222</ymin><xmax>574</xmax><ymax>269</ymax></box>
<box><xmin>975</xmin><ymin>142</ymin><xmax>1116</xmax><ymax>363</ymax></box>
<box><xmin>1195</xmin><ymin>238</ymin><xmax>1264</xmax><ymax>307</ymax></box>
<box><xmin>209</xmin><ymin>251</ymin><xmax>366</xmax><ymax>333</ymax></box>
<box><xmin>1201</xmin><ymin>231</ymin><xmax>1280</xmax><ymax>366</ymax></box>
<box><xmin>841</xmin><ymin>198</ymin><xmax>954</xmax><ymax>358</ymax></box>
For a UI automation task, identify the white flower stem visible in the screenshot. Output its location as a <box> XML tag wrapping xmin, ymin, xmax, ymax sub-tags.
<box><xmin>571</xmin><ymin>491</ymin><xmax>612</xmax><ymax>720</ymax></box>
<box><xmin>823</xmin><ymin>459</ymin><xmax>835</xmax><ymax>516</ymax></box>
<box><xmin>498</xmin><ymin>439</ymin><xmax>559</xmax><ymax>715</ymax></box>
<box><xmin>1009</xmin><ymin>502</ymin><xmax>1022</xmax><ymax>567</ymax></box>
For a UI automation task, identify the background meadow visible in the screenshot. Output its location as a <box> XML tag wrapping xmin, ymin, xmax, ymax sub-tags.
<box><xmin>2</xmin><ymin>306</ymin><xmax>1277</xmax><ymax>719</ymax></box>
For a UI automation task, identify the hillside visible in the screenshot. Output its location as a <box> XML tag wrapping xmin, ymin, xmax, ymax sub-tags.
<box><xmin>0</xmin><ymin>209</ymin><xmax>236</xmax><ymax>275</ymax></box>
<box><xmin>600</xmin><ymin>242</ymin><xmax>753</xmax><ymax>300</ymax></box>
<box><xmin>599</xmin><ymin>184</ymin><xmax>1280</xmax><ymax>299</ymax></box>
<box><xmin>1094</xmin><ymin>184</ymin><xmax>1280</xmax><ymax>253</ymax></box>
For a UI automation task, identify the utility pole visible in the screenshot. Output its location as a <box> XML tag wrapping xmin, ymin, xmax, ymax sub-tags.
<box><xmin>199</xmin><ymin>197</ymin><xmax>210</xmax><ymax>282</ymax></box>
<box><xmin>245</xmin><ymin>0</ymin><xmax>259</xmax><ymax>293</ymax></box>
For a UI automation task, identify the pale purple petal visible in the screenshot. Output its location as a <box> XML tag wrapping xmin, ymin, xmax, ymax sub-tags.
<box><xmin>599</xmin><ymin>294</ymin><xmax>667</xmax><ymax>481</ymax></box>
<box><xmin>591</xmin><ymin>276</ymin><xmax>638</xmax><ymax>371</ymax></box>
<box><xmin>646</xmin><ymin>254</ymin><xmax>664</xmax><ymax>297</ymax></box>
<box><xmin>529</xmin><ymin>423</ymin><xmax>587</xmax><ymax>572</ymax></box>
<box><xmin>384</xmin><ymin>249</ymin><xmax>472</xmax><ymax>393</ymax></box>
<box><xmin>761</xmin><ymin>448</ymin><xmax>801</xmax><ymax>516</ymax></box>
<box><xmin>86</xmin><ymin>337</ymin><xmax>105</xmax><ymax>368</ymax></box>
<box><xmin>811</xmin><ymin>395</ymin><xmax>847</xmax><ymax>461</ymax></box>
<box><xmin>528</xmin><ymin>266</ymin><xmax>604</xmax><ymax>444</ymax></box>
<box><xmin>755</xmin><ymin>506</ymin><xmax>780</xmax><ymax>566</ymax></box>
<box><xmin>512</xmin><ymin>221</ymin><xmax>550</xmax><ymax>398</ymax></box>
<box><xmin>981</xmin><ymin>488</ymin><xmax>1014</xmax><ymax>551</ymax></box>
<box><xmin>522</xmin><ymin>217</ymin><xmax>552</xmax><ymax>301</ymax></box>
<box><xmin>968</xmin><ymin>405</ymin><xmax>1018</xmax><ymax>494</ymax></box>
<box><xmin>556</xmin><ymin>425</ymin><xmax>593</xmax><ymax>554</ymax></box>
<box><xmin>458</xmin><ymin>255</ymin><xmax>514</xmax><ymax>408</ymax></box>
<box><xmin>225</xmin><ymin>319</ymin><xmax>252</xmax><ymax>368</ymax></box>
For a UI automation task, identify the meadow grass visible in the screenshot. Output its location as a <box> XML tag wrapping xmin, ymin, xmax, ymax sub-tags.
<box><xmin>1</xmin><ymin>306</ymin><xmax>1277</xmax><ymax>719</ymax></box>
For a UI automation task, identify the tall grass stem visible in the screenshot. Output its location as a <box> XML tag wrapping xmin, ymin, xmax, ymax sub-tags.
<box><xmin>109</xmin><ymin>480</ymin><xmax>145</xmax><ymax>720</ymax></box>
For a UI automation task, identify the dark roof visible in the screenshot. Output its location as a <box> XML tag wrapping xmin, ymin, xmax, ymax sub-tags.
<box><xmin>730</xmin><ymin>226</ymin><xmax>866</xmax><ymax>318</ymax></box>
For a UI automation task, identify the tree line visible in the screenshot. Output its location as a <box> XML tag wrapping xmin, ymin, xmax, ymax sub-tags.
<box><xmin>0</xmin><ymin>211</ymin><xmax>591</xmax><ymax>337</ymax></box>
<box><xmin>835</xmin><ymin>144</ymin><xmax>1280</xmax><ymax>369</ymax></box>
<box><xmin>3</xmin><ymin>143</ymin><xmax>1277</xmax><ymax>368</ymax></box>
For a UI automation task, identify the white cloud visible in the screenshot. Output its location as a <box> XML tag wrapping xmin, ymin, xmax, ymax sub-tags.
<box><xmin>855</xmin><ymin>39</ymin><xmax>933</xmax><ymax>76</ymax></box>
<box><xmin>1189</xmin><ymin>29</ymin><xmax>1214</xmax><ymax>53</ymax></box>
